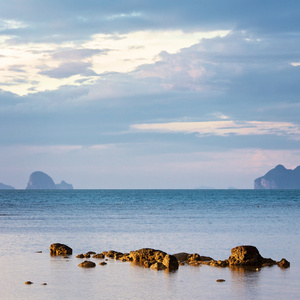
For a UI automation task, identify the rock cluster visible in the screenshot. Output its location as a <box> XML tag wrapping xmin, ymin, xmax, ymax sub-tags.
<box><xmin>173</xmin><ymin>245</ymin><xmax>290</xmax><ymax>269</ymax></box>
<box><xmin>51</xmin><ymin>244</ymin><xmax>290</xmax><ymax>271</ymax></box>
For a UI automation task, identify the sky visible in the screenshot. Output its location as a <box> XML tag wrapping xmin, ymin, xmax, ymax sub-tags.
<box><xmin>1</xmin><ymin>0</ymin><xmax>300</xmax><ymax>189</ymax></box>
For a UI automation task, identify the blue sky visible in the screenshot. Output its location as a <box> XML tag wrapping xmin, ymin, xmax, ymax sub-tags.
<box><xmin>1</xmin><ymin>0</ymin><xmax>300</xmax><ymax>188</ymax></box>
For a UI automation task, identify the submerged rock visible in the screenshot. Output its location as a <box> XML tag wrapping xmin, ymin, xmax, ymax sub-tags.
<box><xmin>92</xmin><ymin>253</ymin><xmax>105</xmax><ymax>259</ymax></box>
<box><xmin>50</xmin><ymin>243</ymin><xmax>72</xmax><ymax>256</ymax></box>
<box><xmin>78</xmin><ymin>261</ymin><xmax>96</xmax><ymax>268</ymax></box>
<box><xmin>278</xmin><ymin>258</ymin><xmax>290</xmax><ymax>268</ymax></box>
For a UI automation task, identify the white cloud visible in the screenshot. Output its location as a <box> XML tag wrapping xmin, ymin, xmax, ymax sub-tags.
<box><xmin>106</xmin><ymin>12</ymin><xmax>142</xmax><ymax>20</ymax></box>
<box><xmin>0</xmin><ymin>19</ymin><xmax>28</xmax><ymax>31</ymax></box>
<box><xmin>0</xmin><ymin>29</ymin><xmax>228</xmax><ymax>95</ymax></box>
<box><xmin>131</xmin><ymin>120</ymin><xmax>300</xmax><ymax>139</ymax></box>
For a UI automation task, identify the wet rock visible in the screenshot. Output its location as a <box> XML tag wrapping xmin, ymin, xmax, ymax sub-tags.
<box><xmin>103</xmin><ymin>250</ymin><xmax>117</xmax><ymax>258</ymax></box>
<box><xmin>76</xmin><ymin>254</ymin><xmax>84</xmax><ymax>258</ymax></box>
<box><xmin>216</xmin><ymin>279</ymin><xmax>226</xmax><ymax>282</ymax></box>
<box><xmin>78</xmin><ymin>261</ymin><xmax>96</xmax><ymax>268</ymax></box>
<box><xmin>41</xmin><ymin>283</ymin><xmax>47</xmax><ymax>285</ymax></box>
<box><xmin>173</xmin><ymin>252</ymin><xmax>189</xmax><ymax>262</ymax></box>
<box><xmin>144</xmin><ymin>261</ymin><xmax>152</xmax><ymax>268</ymax></box>
<box><xmin>278</xmin><ymin>258</ymin><xmax>290</xmax><ymax>268</ymax></box>
<box><xmin>35</xmin><ymin>251</ymin><xmax>42</xmax><ymax>253</ymax></box>
<box><xmin>150</xmin><ymin>262</ymin><xmax>166</xmax><ymax>270</ymax></box>
<box><xmin>129</xmin><ymin>248</ymin><xmax>167</xmax><ymax>263</ymax></box>
<box><xmin>261</xmin><ymin>258</ymin><xmax>277</xmax><ymax>267</ymax></box>
<box><xmin>114</xmin><ymin>252</ymin><xmax>124</xmax><ymax>260</ymax></box>
<box><xmin>92</xmin><ymin>253</ymin><xmax>105</xmax><ymax>259</ymax></box>
<box><xmin>228</xmin><ymin>245</ymin><xmax>264</xmax><ymax>266</ymax></box>
<box><xmin>83</xmin><ymin>253</ymin><xmax>91</xmax><ymax>258</ymax></box>
<box><xmin>85</xmin><ymin>251</ymin><xmax>96</xmax><ymax>255</ymax></box>
<box><xmin>50</xmin><ymin>243</ymin><xmax>72</xmax><ymax>256</ymax></box>
<box><xmin>25</xmin><ymin>281</ymin><xmax>33</xmax><ymax>285</ymax></box>
<box><xmin>129</xmin><ymin>248</ymin><xmax>179</xmax><ymax>271</ymax></box>
<box><xmin>99</xmin><ymin>262</ymin><xmax>107</xmax><ymax>266</ymax></box>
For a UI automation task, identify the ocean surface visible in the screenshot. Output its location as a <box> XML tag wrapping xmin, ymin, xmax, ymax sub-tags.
<box><xmin>0</xmin><ymin>189</ymin><xmax>299</xmax><ymax>299</ymax></box>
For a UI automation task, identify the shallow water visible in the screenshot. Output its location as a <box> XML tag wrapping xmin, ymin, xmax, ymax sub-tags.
<box><xmin>0</xmin><ymin>190</ymin><xmax>299</xmax><ymax>299</ymax></box>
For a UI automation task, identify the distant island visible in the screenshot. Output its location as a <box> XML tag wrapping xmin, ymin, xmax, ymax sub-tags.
<box><xmin>254</xmin><ymin>164</ymin><xmax>300</xmax><ymax>189</ymax></box>
<box><xmin>0</xmin><ymin>182</ymin><xmax>15</xmax><ymax>190</ymax></box>
<box><xmin>26</xmin><ymin>171</ymin><xmax>74</xmax><ymax>190</ymax></box>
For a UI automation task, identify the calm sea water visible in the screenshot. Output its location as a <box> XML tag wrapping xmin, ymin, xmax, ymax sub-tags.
<box><xmin>0</xmin><ymin>189</ymin><xmax>299</xmax><ymax>299</ymax></box>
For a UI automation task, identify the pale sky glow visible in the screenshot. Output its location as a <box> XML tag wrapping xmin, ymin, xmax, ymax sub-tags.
<box><xmin>131</xmin><ymin>121</ymin><xmax>300</xmax><ymax>139</ymax></box>
<box><xmin>0</xmin><ymin>1</ymin><xmax>300</xmax><ymax>189</ymax></box>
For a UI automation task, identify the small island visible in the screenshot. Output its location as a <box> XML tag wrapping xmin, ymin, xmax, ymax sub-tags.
<box><xmin>26</xmin><ymin>171</ymin><xmax>73</xmax><ymax>190</ymax></box>
<box><xmin>0</xmin><ymin>182</ymin><xmax>15</xmax><ymax>190</ymax></box>
<box><xmin>254</xmin><ymin>164</ymin><xmax>300</xmax><ymax>189</ymax></box>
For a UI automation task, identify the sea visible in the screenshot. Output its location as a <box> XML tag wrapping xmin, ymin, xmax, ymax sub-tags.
<box><xmin>0</xmin><ymin>189</ymin><xmax>299</xmax><ymax>300</ymax></box>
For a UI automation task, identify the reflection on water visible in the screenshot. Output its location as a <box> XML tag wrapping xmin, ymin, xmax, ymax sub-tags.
<box><xmin>230</xmin><ymin>266</ymin><xmax>261</xmax><ymax>299</ymax></box>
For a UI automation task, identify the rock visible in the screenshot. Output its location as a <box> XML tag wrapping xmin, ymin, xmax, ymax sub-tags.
<box><xmin>0</xmin><ymin>182</ymin><xmax>15</xmax><ymax>189</ymax></box>
<box><xmin>35</xmin><ymin>251</ymin><xmax>42</xmax><ymax>253</ymax></box>
<box><xmin>84</xmin><ymin>253</ymin><xmax>90</xmax><ymax>258</ymax></box>
<box><xmin>41</xmin><ymin>283</ymin><xmax>47</xmax><ymax>285</ymax></box>
<box><xmin>228</xmin><ymin>245</ymin><xmax>264</xmax><ymax>266</ymax></box>
<box><xmin>173</xmin><ymin>252</ymin><xmax>189</xmax><ymax>262</ymax></box>
<box><xmin>92</xmin><ymin>253</ymin><xmax>105</xmax><ymax>259</ymax></box>
<box><xmin>25</xmin><ymin>281</ymin><xmax>33</xmax><ymax>285</ymax></box>
<box><xmin>163</xmin><ymin>254</ymin><xmax>179</xmax><ymax>271</ymax></box>
<box><xmin>150</xmin><ymin>262</ymin><xmax>166</xmax><ymax>270</ymax></box>
<box><xmin>278</xmin><ymin>258</ymin><xmax>290</xmax><ymax>268</ymax></box>
<box><xmin>76</xmin><ymin>254</ymin><xmax>84</xmax><ymax>258</ymax></box>
<box><xmin>55</xmin><ymin>180</ymin><xmax>73</xmax><ymax>189</ymax></box>
<box><xmin>114</xmin><ymin>252</ymin><xmax>124</xmax><ymax>260</ymax></box>
<box><xmin>50</xmin><ymin>243</ymin><xmax>72</xmax><ymax>256</ymax></box>
<box><xmin>216</xmin><ymin>279</ymin><xmax>226</xmax><ymax>282</ymax></box>
<box><xmin>254</xmin><ymin>164</ymin><xmax>300</xmax><ymax>189</ymax></box>
<box><xmin>104</xmin><ymin>250</ymin><xmax>117</xmax><ymax>258</ymax></box>
<box><xmin>99</xmin><ymin>261</ymin><xmax>107</xmax><ymax>265</ymax></box>
<box><xmin>144</xmin><ymin>260</ymin><xmax>154</xmax><ymax>268</ymax></box>
<box><xmin>78</xmin><ymin>261</ymin><xmax>96</xmax><ymax>268</ymax></box>
<box><xmin>26</xmin><ymin>171</ymin><xmax>56</xmax><ymax>189</ymax></box>
<box><xmin>129</xmin><ymin>248</ymin><xmax>167</xmax><ymax>263</ymax></box>
<box><xmin>173</xmin><ymin>252</ymin><xmax>213</xmax><ymax>265</ymax></box>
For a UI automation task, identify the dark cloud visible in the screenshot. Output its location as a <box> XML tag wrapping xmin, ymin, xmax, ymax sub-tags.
<box><xmin>2</xmin><ymin>0</ymin><xmax>300</xmax><ymax>43</ymax></box>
